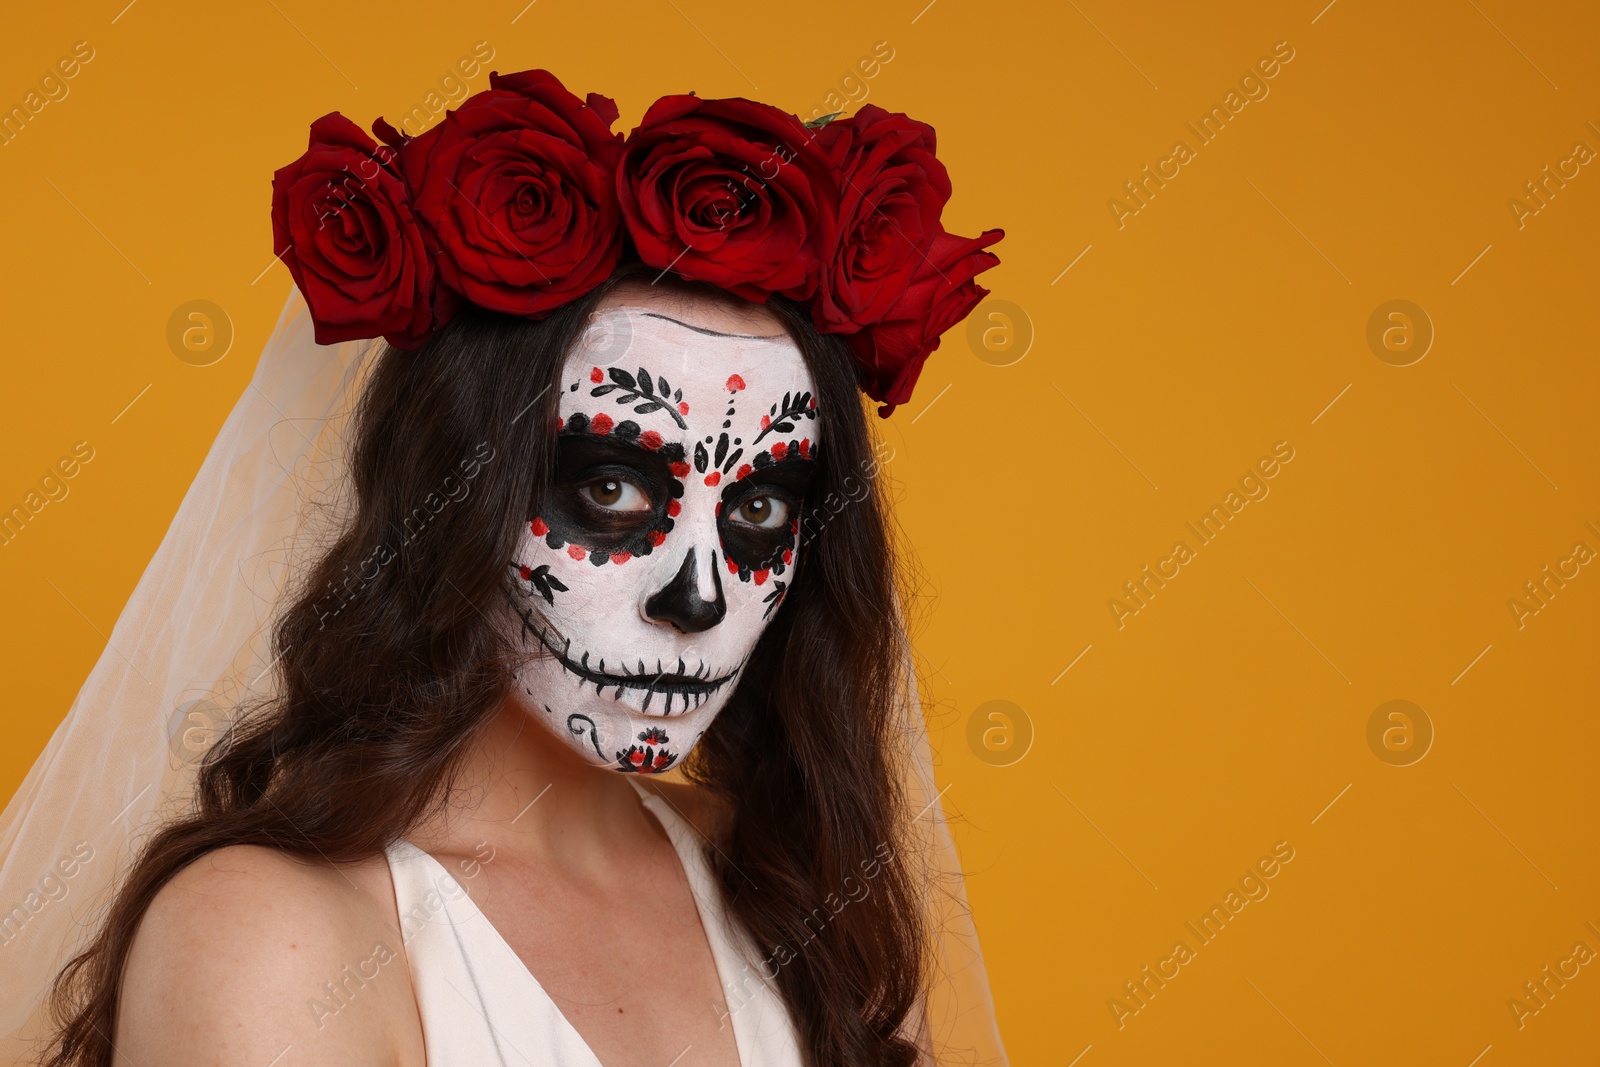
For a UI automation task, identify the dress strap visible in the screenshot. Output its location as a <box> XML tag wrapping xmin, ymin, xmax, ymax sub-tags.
<box><xmin>384</xmin><ymin>839</ymin><xmax>603</xmax><ymax>1067</ymax></box>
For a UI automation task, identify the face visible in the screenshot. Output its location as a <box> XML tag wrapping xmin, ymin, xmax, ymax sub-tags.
<box><xmin>506</xmin><ymin>295</ymin><xmax>820</xmax><ymax>774</ymax></box>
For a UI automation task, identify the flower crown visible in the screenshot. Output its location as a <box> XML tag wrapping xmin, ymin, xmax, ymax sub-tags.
<box><xmin>271</xmin><ymin>68</ymin><xmax>1002</xmax><ymax>417</ymax></box>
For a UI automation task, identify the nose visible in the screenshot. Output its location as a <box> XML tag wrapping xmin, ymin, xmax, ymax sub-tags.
<box><xmin>645</xmin><ymin>546</ymin><xmax>727</xmax><ymax>633</ymax></box>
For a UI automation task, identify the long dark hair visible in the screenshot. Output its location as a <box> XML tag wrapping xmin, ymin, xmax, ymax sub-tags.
<box><xmin>43</xmin><ymin>263</ymin><xmax>928</xmax><ymax>1066</ymax></box>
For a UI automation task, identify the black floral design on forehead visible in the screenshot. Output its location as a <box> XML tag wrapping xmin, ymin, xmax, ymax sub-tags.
<box><xmin>751</xmin><ymin>389</ymin><xmax>816</xmax><ymax>447</ymax></box>
<box><xmin>587</xmin><ymin>364</ymin><xmax>689</xmax><ymax>428</ymax></box>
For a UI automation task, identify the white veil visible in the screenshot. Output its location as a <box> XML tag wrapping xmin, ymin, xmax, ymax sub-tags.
<box><xmin>895</xmin><ymin>638</ymin><xmax>1009</xmax><ymax>1065</ymax></box>
<box><xmin>0</xmin><ymin>291</ymin><xmax>375</xmax><ymax>1060</ymax></box>
<box><xmin>0</xmin><ymin>288</ymin><xmax>1006</xmax><ymax>1065</ymax></box>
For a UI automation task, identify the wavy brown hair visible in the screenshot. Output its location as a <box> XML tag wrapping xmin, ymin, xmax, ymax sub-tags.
<box><xmin>42</xmin><ymin>263</ymin><xmax>928</xmax><ymax>1067</ymax></box>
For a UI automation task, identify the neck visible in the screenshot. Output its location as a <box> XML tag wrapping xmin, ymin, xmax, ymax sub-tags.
<box><xmin>408</xmin><ymin>695</ymin><xmax>657</xmax><ymax>872</ymax></box>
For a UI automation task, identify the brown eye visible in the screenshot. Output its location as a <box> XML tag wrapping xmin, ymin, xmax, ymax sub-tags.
<box><xmin>581</xmin><ymin>478</ymin><xmax>650</xmax><ymax>512</ymax></box>
<box><xmin>734</xmin><ymin>495</ymin><xmax>789</xmax><ymax>528</ymax></box>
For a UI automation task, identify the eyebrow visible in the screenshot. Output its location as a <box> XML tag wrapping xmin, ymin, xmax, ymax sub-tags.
<box><xmin>640</xmin><ymin>311</ymin><xmax>787</xmax><ymax>341</ymax></box>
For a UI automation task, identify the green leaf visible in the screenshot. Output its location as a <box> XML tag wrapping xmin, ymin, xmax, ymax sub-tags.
<box><xmin>804</xmin><ymin>112</ymin><xmax>842</xmax><ymax>129</ymax></box>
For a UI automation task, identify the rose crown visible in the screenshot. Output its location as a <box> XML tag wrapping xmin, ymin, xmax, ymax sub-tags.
<box><xmin>270</xmin><ymin>68</ymin><xmax>1002</xmax><ymax>417</ymax></box>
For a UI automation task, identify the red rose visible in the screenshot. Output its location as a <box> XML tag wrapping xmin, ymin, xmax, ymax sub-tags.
<box><xmin>811</xmin><ymin>105</ymin><xmax>951</xmax><ymax>333</ymax></box>
<box><xmin>847</xmin><ymin>228</ymin><xmax>1004</xmax><ymax>417</ymax></box>
<box><xmin>270</xmin><ymin>112</ymin><xmax>441</xmax><ymax>348</ymax></box>
<box><xmin>617</xmin><ymin>95</ymin><xmax>838</xmax><ymax>302</ymax></box>
<box><xmin>397</xmin><ymin>69</ymin><xmax>624</xmax><ymax>317</ymax></box>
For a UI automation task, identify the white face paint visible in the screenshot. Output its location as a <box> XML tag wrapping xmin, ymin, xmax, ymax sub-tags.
<box><xmin>507</xmin><ymin>305</ymin><xmax>820</xmax><ymax>773</ymax></box>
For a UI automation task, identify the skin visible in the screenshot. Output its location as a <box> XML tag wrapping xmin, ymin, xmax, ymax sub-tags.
<box><xmin>116</xmin><ymin>284</ymin><xmax>787</xmax><ymax>1066</ymax></box>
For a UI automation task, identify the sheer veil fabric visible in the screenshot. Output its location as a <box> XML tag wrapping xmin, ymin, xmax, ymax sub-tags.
<box><xmin>0</xmin><ymin>289</ymin><xmax>1007</xmax><ymax>1065</ymax></box>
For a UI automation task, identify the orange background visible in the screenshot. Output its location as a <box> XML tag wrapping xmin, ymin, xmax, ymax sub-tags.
<box><xmin>3</xmin><ymin>1</ymin><xmax>1599</xmax><ymax>1063</ymax></box>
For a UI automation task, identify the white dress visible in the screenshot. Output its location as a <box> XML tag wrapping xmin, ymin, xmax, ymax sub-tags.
<box><xmin>384</xmin><ymin>778</ymin><xmax>804</xmax><ymax>1066</ymax></box>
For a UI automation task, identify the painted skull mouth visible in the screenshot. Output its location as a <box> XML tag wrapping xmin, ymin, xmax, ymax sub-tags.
<box><xmin>529</xmin><ymin>624</ymin><xmax>740</xmax><ymax>715</ymax></box>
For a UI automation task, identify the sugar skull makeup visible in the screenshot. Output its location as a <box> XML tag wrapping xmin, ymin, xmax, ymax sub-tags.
<box><xmin>507</xmin><ymin>305</ymin><xmax>819</xmax><ymax>773</ymax></box>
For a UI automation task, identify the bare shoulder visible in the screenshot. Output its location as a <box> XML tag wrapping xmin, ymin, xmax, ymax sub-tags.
<box><xmin>117</xmin><ymin>844</ymin><xmax>422</xmax><ymax>1066</ymax></box>
<box><xmin>635</xmin><ymin>776</ymin><xmax>731</xmax><ymax>841</ymax></box>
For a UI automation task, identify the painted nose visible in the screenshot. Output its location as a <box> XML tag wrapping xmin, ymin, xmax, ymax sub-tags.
<box><xmin>645</xmin><ymin>546</ymin><xmax>727</xmax><ymax>633</ymax></box>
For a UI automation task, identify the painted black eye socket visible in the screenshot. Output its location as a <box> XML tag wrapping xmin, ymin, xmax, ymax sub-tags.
<box><xmin>717</xmin><ymin>461</ymin><xmax>809</xmax><ymax>572</ymax></box>
<box><xmin>540</xmin><ymin>436</ymin><xmax>680</xmax><ymax>554</ymax></box>
<box><xmin>526</xmin><ymin>426</ymin><xmax>689</xmax><ymax>567</ymax></box>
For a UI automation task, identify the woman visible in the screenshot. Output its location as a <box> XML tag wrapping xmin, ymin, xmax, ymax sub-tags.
<box><xmin>7</xmin><ymin>70</ymin><xmax>1005</xmax><ymax>1066</ymax></box>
